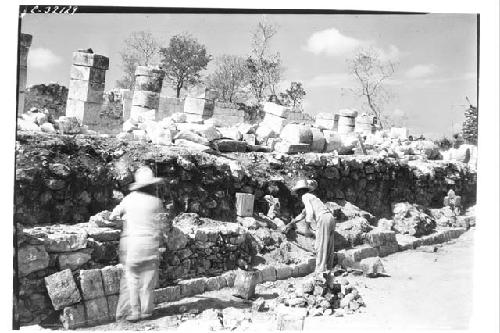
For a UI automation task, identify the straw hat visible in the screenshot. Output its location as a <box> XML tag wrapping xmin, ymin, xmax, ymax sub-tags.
<box><xmin>307</xmin><ymin>180</ymin><xmax>318</xmax><ymax>191</ymax></box>
<box><xmin>129</xmin><ymin>166</ymin><xmax>163</xmax><ymax>191</ymax></box>
<box><xmin>291</xmin><ymin>179</ymin><xmax>313</xmax><ymax>193</ymax></box>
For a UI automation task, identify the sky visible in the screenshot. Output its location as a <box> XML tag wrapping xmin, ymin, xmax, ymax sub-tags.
<box><xmin>20</xmin><ymin>12</ymin><xmax>477</xmax><ymax>139</ymax></box>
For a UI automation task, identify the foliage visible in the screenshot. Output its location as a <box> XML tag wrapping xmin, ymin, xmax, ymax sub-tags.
<box><xmin>116</xmin><ymin>31</ymin><xmax>161</xmax><ymax>90</ymax></box>
<box><xmin>246</xmin><ymin>19</ymin><xmax>283</xmax><ymax>102</ymax></box>
<box><xmin>347</xmin><ymin>47</ymin><xmax>396</xmax><ymax>128</ymax></box>
<box><xmin>462</xmin><ymin>102</ymin><xmax>478</xmax><ymax>145</ymax></box>
<box><xmin>160</xmin><ymin>33</ymin><xmax>212</xmax><ymax>98</ymax></box>
<box><xmin>207</xmin><ymin>55</ymin><xmax>249</xmax><ymax>103</ymax></box>
<box><xmin>279</xmin><ymin>81</ymin><xmax>306</xmax><ymax>108</ymax></box>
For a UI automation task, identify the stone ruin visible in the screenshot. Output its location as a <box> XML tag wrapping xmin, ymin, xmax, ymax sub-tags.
<box><xmin>18</xmin><ymin>34</ymin><xmax>32</xmax><ymax>118</ymax></box>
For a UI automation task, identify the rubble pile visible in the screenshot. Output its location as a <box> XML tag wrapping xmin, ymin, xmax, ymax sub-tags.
<box><xmin>24</xmin><ymin>83</ymin><xmax>68</xmax><ymax>119</ymax></box>
<box><xmin>392</xmin><ymin>202</ymin><xmax>437</xmax><ymax>237</ymax></box>
<box><xmin>276</xmin><ymin>272</ymin><xmax>365</xmax><ymax>317</ymax></box>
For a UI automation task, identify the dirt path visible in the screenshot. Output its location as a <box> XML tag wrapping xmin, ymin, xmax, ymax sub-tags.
<box><xmin>76</xmin><ymin>229</ymin><xmax>474</xmax><ymax>331</ymax></box>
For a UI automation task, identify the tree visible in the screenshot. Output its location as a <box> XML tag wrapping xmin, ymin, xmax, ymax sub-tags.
<box><xmin>207</xmin><ymin>55</ymin><xmax>249</xmax><ymax>103</ymax></box>
<box><xmin>160</xmin><ymin>33</ymin><xmax>211</xmax><ymax>98</ymax></box>
<box><xmin>279</xmin><ymin>81</ymin><xmax>306</xmax><ymax>108</ymax></box>
<box><xmin>116</xmin><ymin>31</ymin><xmax>161</xmax><ymax>90</ymax></box>
<box><xmin>246</xmin><ymin>19</ymin><xmax>283</xmax><ymax>102</ymax></box>
<box><xmin>462</xmin><ymin>97</ymin><xmax>478</xmax><ymax>145</ymax></box>
<box><xmin>347</xmin><ymin>47</ymin><xmax>396</xmax><ymax>128</ymax></box>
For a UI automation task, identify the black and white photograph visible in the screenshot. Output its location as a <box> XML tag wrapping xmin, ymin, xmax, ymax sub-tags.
<box><xmin>6</xmin><ymin>1</ymin><xmax>499</xmax><ymax>332</ymax></box>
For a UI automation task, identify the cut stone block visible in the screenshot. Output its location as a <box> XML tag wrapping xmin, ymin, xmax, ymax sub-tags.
<box><xmin>18</xmin><ymin>245</ymin><xmax>49</xmax><ymax>277</ymax></box>
<box><xmin>56</xmin><ymin>116</ymin><xmax>82</xmax><ymax>134</ymax></box>
<box><xmin>363</xmin><ymin>230</ymin><xmax>397</xmax><ymax>247</ymax></box>
<box><xmin>19</xmin><ymin>67</ymin><xmax>27</xmax><ymax>91</ymax></box>
<box><xmin>235</xmin><ymin>193</ymin><xmax>254</xmax><ymax>217</ymax></box>
<box><xmin>72</xmin><ymin>52</ymin><xmax>109</xmax><ymax>70</ymax></box>
<box><xmin>58</xmin><ymin>249</ymin><xmax>92</xmax><ymax>271</ymax></box>
<box><xmin>132</xmin><ymin>91</ymin><xmax>160</xmax><ymax>109</ymax></box>
<box><xmin>154</xmin><ymin>285</ymin><xmax>181</xmax><ymax>304</ymax></box>
<box><xmin>101</xmin><ymin>265</ymin><xmax>123</xmax><ymax>296</ymax></box>
<box><xmin>337</xmin><ymin>125</ymin><xmax>355</xmax><ymax>134</ymax></box>
<box><xmin>184</xmin><ymin>97</ymin><xmax>214</xmax><ymax>116</ymax></box>
<box><xmin>184</xmin><ymin>113</ymin><xmax>211</xmax><ymax>123</ymax></box>
<box><xmin>342</xmin><ymin>245</ymin><xmax>379</xmax><ymax>268</ymax></box>
<box><xmin>274</xmin><ymin>142</ymin><xmax>311</xmax><ymax>154</ymax></box>
<box><xmin>68</xmin><ymin>79</ymin><xmax>105</xmax><ymax>103</ymax></box>
<box><xmin>45</xmin><ymin>229</ymin><xmax>88</xmax><ymax>252</ymax></box>
<box><xmin>178</xmin><ymin>277</ymin><xmax>207</xmax><ymax>297</ymax></box>
<box><xmin>45</xmin><ymin>269</ymin><xmax>81</xmax><ymax>310</ymax></box>
<box><xmin>84</xmin><ymin>296</ymin><xmax>110</xmax><ymax>325</ymax></box>
<box><xmin>234</xmin><ymin>270</ymin><xmax>259</xmax><ymax>299</ymax></box>
<box><xmin>315</xmin><ymin>112</ymin><xmax>339</xmax><ymax>130</ymax></box>
<box><xmin>60</xmin><ymin>304</ymin><xmax>86</xmax><ymax>329</ymax></box>
<box><xmin>262</xmin><ymin>112</ymin><xmax>289</xmax><ymax>133</ymax></box>
<box><xmin>296</xmin><ymin>262</ymin><xmax>311</xmax><ymax>276</ymax></box>
<box><xmin>134</xmin><ymin>75</ymin><xmax>163</xmax><ymax>93</ymax></box>
<box><xmin>263</xmin><ymin>102</ymin><xmax>290</xmax><ymax>118</ymax></box>
<box><xmin>86</xmin><ymin>227</ymin><xmax>121</xmax><ymax>242</ymax></box>
<box><xmin>70</xmin><ymin>65</ymin><xmax>106</xmax><ymax>83</ymax></box>
<box><xmin>338</xmin><ymin>115</ymin><xmax>356</xmax><ymax>127</ymax></box>
<box><xmin>66</xmin><ymin>98</ymin><xmax>101</xmax><ymax>125</ymax></box>
<box><xmin>378</xmin><ymin>243</ymin><xmax>399</xmax><ymax>257</ymax></box>
<box><xmin>257</xmin><ymin>265</ymin><xmax>277</xmax><ymax>282</ymax></box>
<box><xmin>130</xmin><ymin>105</ymin><xmax>157</xmax><ymax>122</ymax></box>
<box><xmin>310</xmin><ymin>127</ymin><xmax>326</xmax><ymax>152</ymax></box>
<box><xmin>106</xmin><ymin>294</ymin><xmax>119</xmax><ymax>319</ymax></box>
<box><xmin>390</xmin><ymin>127</ymin><xmax>409</xmax><ymax>139</ymax></box>
<box><xmin>360</xmin><ymin>256</ymin><xmax>386</xmax><ymax>277</ymax></box>
<box><xmin>214</xmin><ymin>139</ymin><xmax>248</xmax><ymax>152</ymax></box>
<box><xmin>79</xmin><ymin>269</ymin><xmax>105</xmax><ymax>300</ymax></box>
<box><xmin>205</xmin><ymin>276</ymin><xmax>223</xmax><ymax>291</ymax></box>
<box><xmin>275</xmin><ymin>265</ymin><xmax>292</xmax><ymax>280</ymax></box>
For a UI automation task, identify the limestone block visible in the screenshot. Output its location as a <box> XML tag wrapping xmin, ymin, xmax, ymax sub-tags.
<box><xmin>337</xmin><ymin>125</ymin><xmax>355</xmax><ymax>134</ymax></box>
<box><xmin>256</xmin><ymin>265</ymin><xmax>277</xmax><ymax>282</ymax></box>
<box><xmin>218</xmin><ymin>127</ymin><xmax>242</xmax><ymax>141</ymax></box>
<box><xmin>58</xmin><ymin>249</ymin><xmax>92</xmax><ymax>271</ymax></box>
<box><xmin>175</xmin><ymin>130</ymin><xmax>209</xmax><ymax>145</ymax></box>
<box><xmin>178</xmin><ymin>277</ymin><xmax>207</xmax><ymax>297</ymax></box>
<box><xmin>86</xmin><ymin>227</ymin><xmax>121</xmax><ymax>242</ymax></box>
<box><xmin>154</xmin><ymin>285</ymin><xmax>181</xmax><ymax>304</ymax></box>
<box><xmin>72</xmin><ymin>52</ymin><xmax>109</xmax><ymax>70</ymax></box>
<box><xmin>338</xmin><ymin>109</ymin><xmax>358</xmax><ymax>117</ymax></box>
<box><xmin>310</xmin><ymin>127</ymin><xmax>326</xmax><ymax>152</ymax></box>
<box><xmin>101</xmin><ymin>265</ymin><xmax>123</xmax><ymax>296</ymax></box>
<box><xmin>234</xmin><ymin>270</ymin><xmax>259</xmax><ymax>299</ymax></box>
<box><xmin>275</xmin><ymin>264</ymin><xmax>292</xmax><ymax>280</ymax></box>
<box><xmin>175</xmin><ymin>139</ymin><xmax>213</xmax><ymax>152</ymax></box>
<box><xmin>44</xmin><ymin>269</ymin><xmax>81</xmax><ymax>310</ymax></box>
<box><xmin>296</xmin><ymin>262</ymin><xmax>311</xmax><ymax>276</ymax></box>
<box><xmin>130</xmin><ymin>105</ymin><xmax>157</xmax><ymax>122</ymax></box>
<box><xmin>342</xmin><ymin>245</ymin><xmax>379</xmax><ymax>267</ymax></box>
<box><xmin>359</xmin><ymin>257</ymin><xmax>386</xmax><ymax>277</ymax></box>
<box><xmin>338</xmin><ymin>115</ymin><xmax>356</xmax><ymax>127</ymax></box>
<box><xmin>70</xmin><ymin>65</ymin><xmax>106</xmax><ymax>83</ymax></box>
<box><xmin>378</xmin><ymin>243</ymin><xmax>399</xmax><ymax>257</ymax></box>
<box><xmin>315</xmin><ymin>113</ymin><xmax>338</xmax><ymax>131</ymax></box>
<box><xmin>280</xmin><ymin>124</ymin><xmax>314</xmax><ymax>145</ymax></box>
<box><xmin>66</xmin><ymin>98</ymin><xmax>101</xmax><ymax>125</ymax></box>
<box><xmin>235</xmin><ymin>193</ymin><xmax>254</xmax><ymax>217</ymax></box>
<box><xmin>274</xmin><ymin>142</ymin><xmax>311</xmax><ymax>154</ymax></box>
<box><xmin>79</xmin><ymin>269</ymin><xmax>105</xmax><ymax>300</ymax></box>
<box><xmin>56</xmin><ymin>115</ymin><xmax>82</xmax><ymax>134</ymax></box>
<box><xmin>263</xmin><ymin>102</ymin><xmax>290</xmax><ymax>118</ymax></box>
<box><xmin>184</xmin><ymin>97</ymin><xmax>214</xmax><ymax>116</ymax></box>
<box><xmin>255</xmin><ymin>125</ymin><xmax>277</xmax><ymax>144</ymax></box>
<box><xmin>60</xmin><ymin>304</ymin><xmax>86</xmax><ymax>329</ymax></box>
<box><xmin>17</xmin><ymin>91</ymin><xmax>25</xmax><ymax>117</ymax></box>
<box><xmin>132</xmin><ymin>129</ymin><xmax>148</xmax><ymax>141</ymax></box>
<box><xmin>106</xmin><ymin>294</ymin><xmax>119</xmax><ymax>319</ymax></box>
<box><xmin>214</xmin><ymin>139</ymin><xmax>248</xmax><ymax>152</ymax></box>
<box><xmin>390</xmin><ymin>127</ymin><xmax>409</xmax><ymax>139</ymax></box>
<box><xmin>84</xmin><ymin>297</ymin><xmax>110</xmax><ymax>325</ymax></box>
<box><xmin>242</xmin><ymin>133</ymin><xmax>256</xmax><ymax>145</ymax></box>
<box><xmin>68</xmin><ymin>79</ymin><xmax>105</xmax><ymax>103</ymax></box>
<box><xmin>132</xmin><ymin>91</ymin><xmax>160</xmax><ymax>109</ymax></box>
<box><xmin>41</xmin><ymin>122</ymin><xmax>56</xmax><ymax>133</ymax></box>
<box><xmin>205</xmin><ymin>276</ymin><xmax>223</xmax><ymax>291</ymax></box>
<box><xmin>262</xmin><ymin>113</ymin><xmax>289</xmax><ymax>133</ymax></box>
<box><xmin>184</xmin><ymin>113</ymin><xmax>211</xmax><ymax>123</ymax></box>
<box><xmin>363</xmin><ymin>229</ymin><xmax>397</xmax><ymax>247</ymax></box>
<box><xmin>134</xmin><ymin>75</ymin><xmax>163</xmax><ymax>93</ymax></box>
<box><xmin>19</xmin><ymin>66</ymin><xmax>27</xmax><ymax>91</ymax></box>
<box><xmin>45</xmin><ymin>229</ymin><xmax>88</xmax><ymax>252</ymax></box>
<box><xmin>18</xmin><ymin>245</ymin><xmax>49</xmax><ymax>277</ymax></box>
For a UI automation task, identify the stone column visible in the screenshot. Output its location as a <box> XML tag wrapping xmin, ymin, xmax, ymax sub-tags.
<box><xmin>18</xmin><ymin>33</ymin><xmax>32</xmax><ymax>117</ymax></box>
<box><xmin>337</xmin><ymin>109</ymin><xmax>358</xmax><ymax>134</ymax></box>
<box><xmin>130</xmin><ymin>66</ymin><xmax>164</xmax><ymax>123</ymax></box>
<box><xmin>66</xmin><ymin>50</ymin><xmax>109</xmax><ymax>125</ymax></box>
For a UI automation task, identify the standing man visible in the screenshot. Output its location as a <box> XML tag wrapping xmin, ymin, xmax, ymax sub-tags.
<box><xmin>110</xmin><ymin>166</ymin><xmax>165</xmax><ymax>322</ymax></box>
<box><xmin>289</xmin><ymin>179</ymin><xmax>336</xmax><ymax>273</ymax></box>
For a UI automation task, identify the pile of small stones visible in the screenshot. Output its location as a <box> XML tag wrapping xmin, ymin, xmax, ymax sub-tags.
<box><xmin>276</xmin><ymin>271</ymin><xmax>365</xmax><ymax>316</ymax></box>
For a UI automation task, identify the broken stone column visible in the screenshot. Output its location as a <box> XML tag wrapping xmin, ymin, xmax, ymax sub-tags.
<box><xmin>183</xmin><ymin>87</ymin><xmax>218</xmax><ymax>123</ymax></box>
<box><xmin>337</xmin><ymin>109</ymin><xmax>358</xmax><ymax>134</ymax></box>
<box><xmin>130</xmin><ymin>66</ymin><xmax>164</xmax><ymax>123</ymax></box>
<box><xmin>355</xmin><ymin>113</ymin><xmax>376</xmax><ymax>134</ymax></box>
<box><xmin>18</xmin><ymin>33</ymin><xmax>32</xmax><ymax>117</ymax></box>
<box><xmin>66</xmin><ymin>50</ymin><xmax>109</xmax><ymax>125</ymax></box>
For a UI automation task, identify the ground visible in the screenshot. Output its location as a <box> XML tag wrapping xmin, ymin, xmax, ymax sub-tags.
<box><xmin>57</xmin><ymin>229</ymin><xmax>474</xmax><ymax>331</ymax></box>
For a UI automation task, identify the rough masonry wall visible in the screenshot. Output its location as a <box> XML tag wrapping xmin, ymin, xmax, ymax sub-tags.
<box><xmin>15</xmin><ymin>132</ymin><xmax>477</xmax><ymax>227</ymax></box>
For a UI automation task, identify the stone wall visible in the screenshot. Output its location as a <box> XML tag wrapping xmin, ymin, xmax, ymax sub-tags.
<box><xmin>24</xmin><ymin>84</ymin><xmax>68</xmax><ymax>119</ymax></box>
<box><xmin>16</xmin><ymin>213</ymin><xmax>257</xmax><ymax>326</ymax></box>
<box><xmin>15</xmin><ymin>132</ymin><xmax>477</xmax><ymax>227</ymax></box>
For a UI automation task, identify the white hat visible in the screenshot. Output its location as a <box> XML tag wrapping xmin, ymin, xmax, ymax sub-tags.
<box><xmin>291</xmin><ymin>179</ymin><xmax>313</xmax><ymax>193</ymax></box>
<box><xmin>129</xmin><ymin>166</ymin><xmax>163</xmax><ymax>191</ymax></box>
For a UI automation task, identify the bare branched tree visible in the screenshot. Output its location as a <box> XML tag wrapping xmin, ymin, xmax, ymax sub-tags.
<box><xmin>246</xmin><ymin>18</ymin><xmax>283</xmax><ymax>102</ymax></box>
<box><xmin>348</xmin><ymin>47</ymin><xmax>396</xmax><ymax>128</ymax></box>
<box><xmin>207</xmin><ymin>55</ymin><xmax>249</xmax><ymax>103</ymax></box>
<box><xmin>116</xmin><ymin>31</ymin><xmax>161</xmax><ymax>89</ymax></box>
